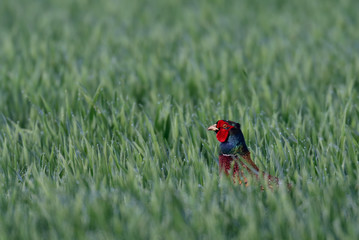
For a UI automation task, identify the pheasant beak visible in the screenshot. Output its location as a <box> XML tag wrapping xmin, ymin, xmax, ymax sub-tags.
<box><xmin>207</xmin><ymin>124</ymin><xmax>219</xmax><ymax>132</ymax></box>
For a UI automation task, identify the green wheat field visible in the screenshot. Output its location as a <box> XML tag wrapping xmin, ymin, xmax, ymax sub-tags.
<box><xmin>1</xmin><ymin>0</ymin><xmax>358</xmax><ymax>239</ymax></box>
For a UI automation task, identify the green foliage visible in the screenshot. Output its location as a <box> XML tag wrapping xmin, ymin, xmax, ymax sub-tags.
<box><xmin>0</xmin><ymin>0</ymin><xmax>358</xmax><ymax>239</ymax></box>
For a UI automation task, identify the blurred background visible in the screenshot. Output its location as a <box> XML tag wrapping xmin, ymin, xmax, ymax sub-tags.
<box><xmin>1</xmin><ymin>0</ymin><xmax>358</xmax><ymax>124</ymax></box>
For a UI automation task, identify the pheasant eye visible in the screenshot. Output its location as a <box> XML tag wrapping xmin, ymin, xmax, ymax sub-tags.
<box><xmin>222</xmin><ymin>124</ymin><xmax>227</xmax><ymax>128</ymax></box>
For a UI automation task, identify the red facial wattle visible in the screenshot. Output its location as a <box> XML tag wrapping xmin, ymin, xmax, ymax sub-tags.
<box><xmin>216</xmin><ymin>129</ymin><xmax>229</xmax><ymax>142</ymax></box>
<box><xmin>215</xmin><ymin>121</ymin><xmax>233</xmax><ymax>142</ymax></box>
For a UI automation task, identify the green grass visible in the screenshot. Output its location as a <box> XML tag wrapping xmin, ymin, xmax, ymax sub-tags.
<box><xmin>1</xmin><ymin>0</ymin><xmax>358</xmax><ymax>239</ymax></box>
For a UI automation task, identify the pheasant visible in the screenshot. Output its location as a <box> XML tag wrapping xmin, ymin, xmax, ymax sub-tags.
<box><xmin>208</xmin><ymin>120</ymin><xmax>284</xmax><ymax>188</ymax></box>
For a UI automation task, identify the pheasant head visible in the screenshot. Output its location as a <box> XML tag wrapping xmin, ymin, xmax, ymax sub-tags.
<box><xmin>207</xmin><ymin>120</ymin><xmax>249</xmax><ymax>156</ymax></box>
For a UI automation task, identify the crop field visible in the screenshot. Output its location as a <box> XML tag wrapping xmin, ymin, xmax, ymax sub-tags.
<box><xmin>0</xmin><ymin>0</ymin><xmax>358</xmax><ymax>239</ymax></box>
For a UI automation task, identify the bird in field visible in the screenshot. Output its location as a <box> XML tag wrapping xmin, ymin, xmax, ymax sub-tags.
<box><xmin>207</xmin><ymin>120</ymin><xmax>284</xmax><ymax>188</ymax></box>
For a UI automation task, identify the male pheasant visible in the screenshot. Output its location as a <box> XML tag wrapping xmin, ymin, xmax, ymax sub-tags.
<box><xmin>208</xmin><ymin>120</ymin><xmax>282</xmax><ymax>188</ymax></box>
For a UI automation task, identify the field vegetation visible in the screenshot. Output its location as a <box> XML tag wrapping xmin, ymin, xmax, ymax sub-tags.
<box><xmin>0</xmin><ymin>0</ymin><xmax>358</xmax><ymax>239</ymax></box>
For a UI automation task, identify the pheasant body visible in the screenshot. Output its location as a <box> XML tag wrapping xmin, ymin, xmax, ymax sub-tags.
<box><xmin>219</xmin><ymin>154</ymin><xmax>247</xmax><ymax>185</ymax></box>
